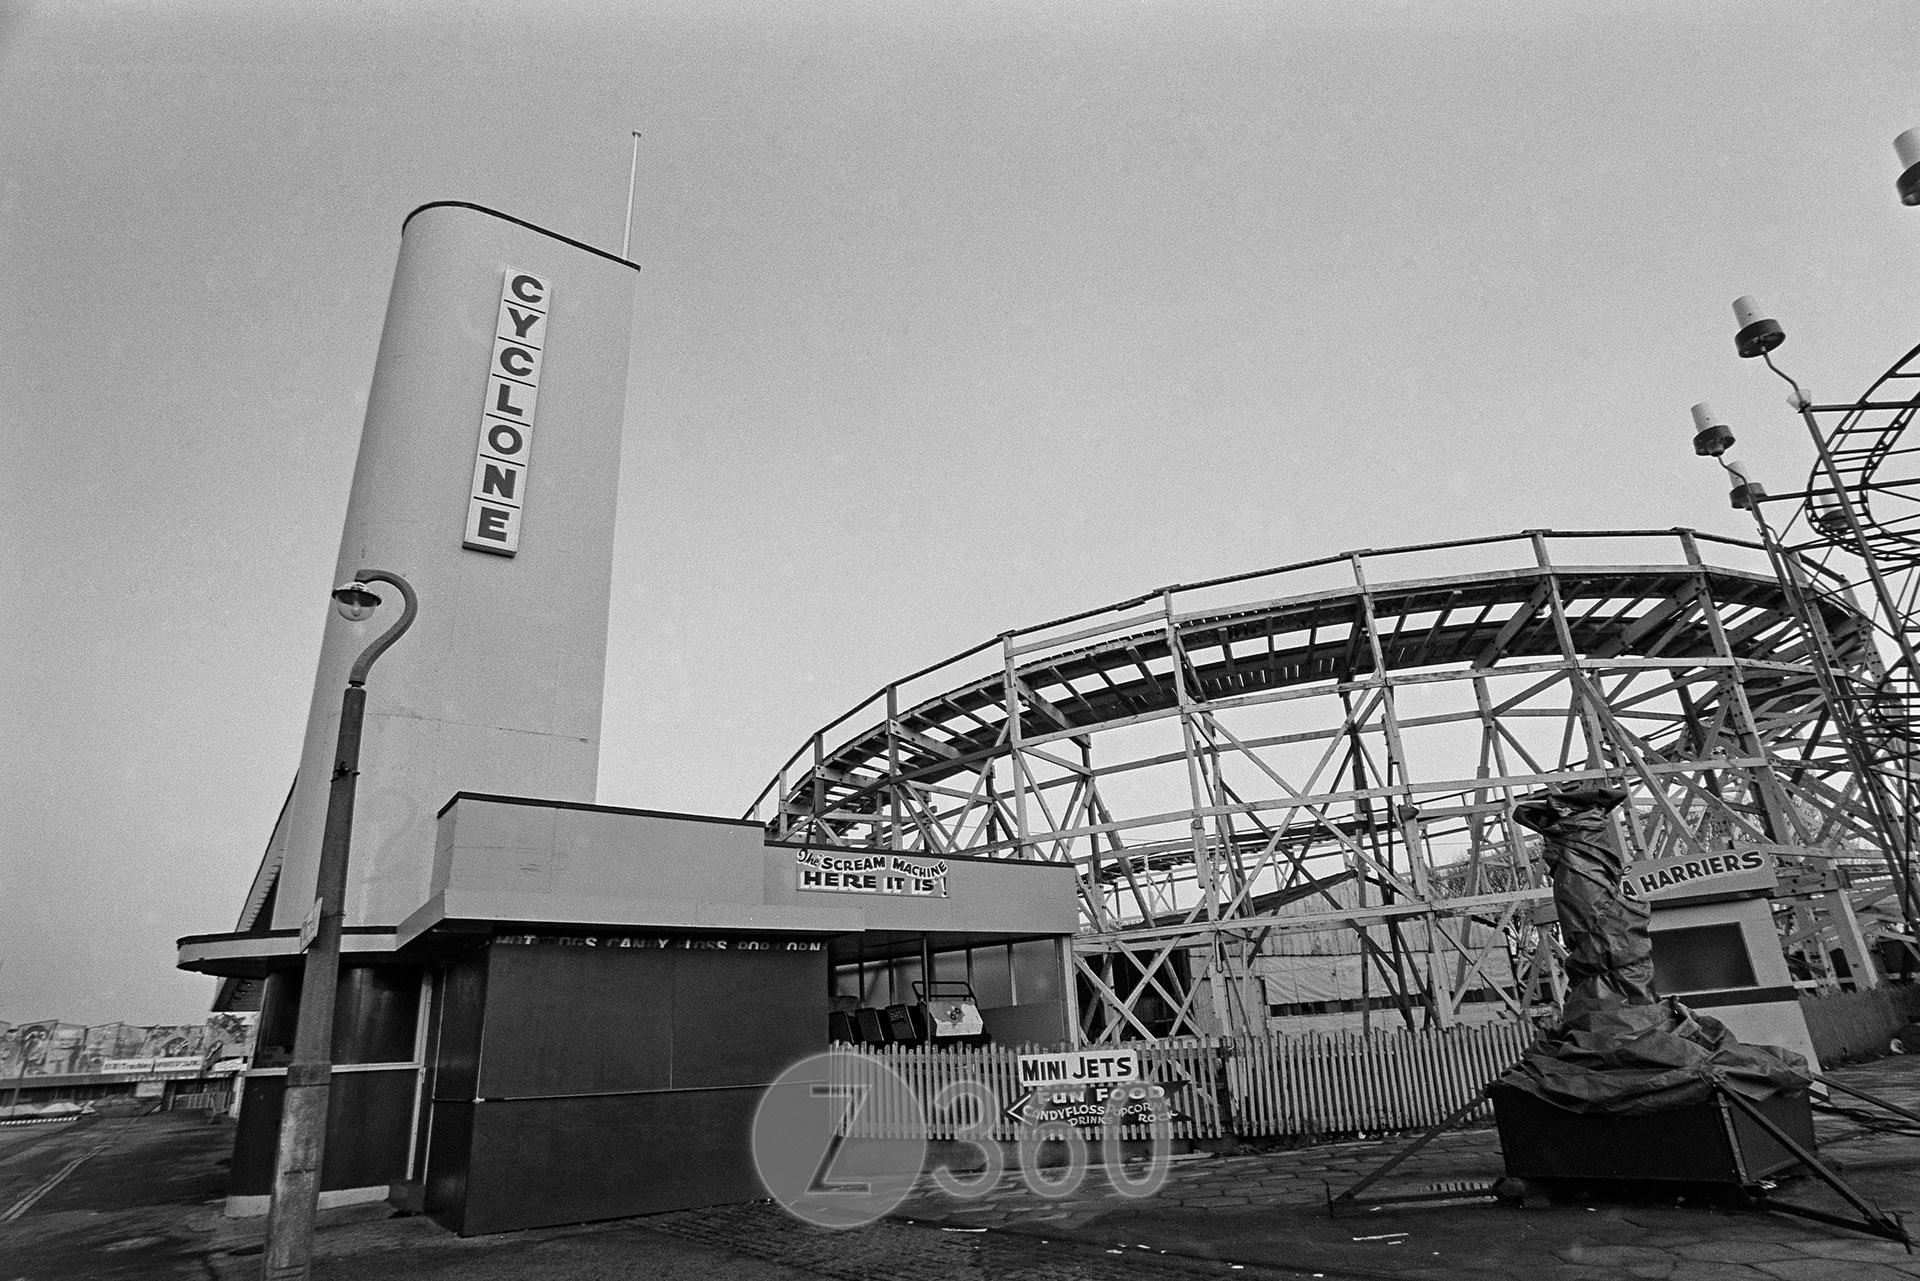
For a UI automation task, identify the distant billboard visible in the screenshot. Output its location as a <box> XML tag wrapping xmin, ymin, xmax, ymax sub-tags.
<box><xmin>0</xmin><ymin>1014</ymin><xmax>256</xmax><ymax>1079</ymax></box>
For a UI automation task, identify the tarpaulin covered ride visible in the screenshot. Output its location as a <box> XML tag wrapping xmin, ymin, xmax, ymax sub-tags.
<box><xmin>1496</xmin><ymin>784</ymin><xmax>1810</xmax><ymax>1114</ymax></box>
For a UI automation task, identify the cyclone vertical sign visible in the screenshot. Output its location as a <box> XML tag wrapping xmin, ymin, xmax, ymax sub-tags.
<box><xmin>464</xmin><ymin>269</ymin><xmax>550</xmax><ymax>556</ymax></box>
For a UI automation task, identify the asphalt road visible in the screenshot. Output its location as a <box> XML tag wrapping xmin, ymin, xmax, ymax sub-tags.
<box><xmin>0</xmin><ymin>1111</ymin><xmax>1285</xmax><ymax>1281</ymax></box>
<box><xmin>0</xmin><ymin>1112</ymin><xmax>827</xmax><ymax>1281</ymax></box>
<box><xmin>0</xmin><ymin>1112</ymin><xmax>232</xmax><ymax>1280</ymax></box>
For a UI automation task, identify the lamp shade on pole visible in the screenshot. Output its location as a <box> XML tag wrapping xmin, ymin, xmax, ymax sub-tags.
<box><xmin>1896</xmin><ymin>127</ymin><xmax>1920</xmax><ymax>206</ymax></box>
<box><xmin>1811</xmin><ymin>490</ymin><xmax>1850</xmax><ymax>536</ymax></box>
<box><xmin>1733</xmin><ymin>296</ymin><xmax>1785</xmax><ymax>359</ymax></box>
<box><xmin>1689</xmin><ymin>402</ymin><xmax>1735</xmax><ymax>457</ymax></box>
<box><xmin>1727</xmin><ymin>460</ymin><xmax>1765</xmax><ymax>510</ymax></box>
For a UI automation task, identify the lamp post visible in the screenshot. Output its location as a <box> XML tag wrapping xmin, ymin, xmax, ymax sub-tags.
<box><xmin>261</xmin><ymin>569</ymin><xmax>417</xmax><ymax>1281</ymax></box>
<box><xmin>1697</xmin><ymin>438</ymin><xmax>1908</xmax><ymax>872</ymax></box>
<box><xmin>1679</xmin><ymin>129</ymin><xmax>1920</xmax><ymax>942</ymax></box>
<box><xmin>1707</xmin><ymin>299</ymin><xmax>1920</xmax><ymax>937</ymax></box>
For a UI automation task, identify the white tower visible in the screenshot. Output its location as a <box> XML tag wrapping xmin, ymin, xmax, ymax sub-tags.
<box><xmin>269</xmin><ymin>204</ymin><xmax>638</xmax><ymax>932</ymax></box>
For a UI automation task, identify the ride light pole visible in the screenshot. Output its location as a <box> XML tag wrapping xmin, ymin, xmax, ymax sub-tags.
<box><xmin>1680</xmin><ymin>129</ymin><xmax>1920</xmax><ymax>942</ymax></box>
<box><xmin>261</xmin><ymin>570</ymin><xmax>417</xmax><ymax>1281</ymax></box>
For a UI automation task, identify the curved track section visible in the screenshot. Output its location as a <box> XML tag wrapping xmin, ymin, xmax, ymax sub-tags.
<box><xmin>1805</xmin><ymin>341</ymin><xmax>1920</xmax><ymax>564</ymax></box>
<box><xmin>751</xmin><ymin>531</ymin><xmax>1892</xmax><ymax>1043</ymax></box>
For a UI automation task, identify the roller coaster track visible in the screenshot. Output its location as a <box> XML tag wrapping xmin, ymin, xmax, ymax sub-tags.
<box><xmin>1788</xmin><ymin>345</ymin><xmax>1920</xmax><ymax>896</ymax></box>
<box><xmin>750</xmin><ymin>530</ymin><xmax>1904</xmax><ymax>1039</ymax></box>
<box><xmin>779</xmin><ymin>560</ymin><xmax>1863</xmax><ymax>839</ymax></box>
<box><xmin>1807</xmin><ymin>341</ymin><xmax>1920</xmax><ymax>564</ymax></box>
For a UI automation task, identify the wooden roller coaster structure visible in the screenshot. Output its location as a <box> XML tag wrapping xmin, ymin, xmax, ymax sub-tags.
<box><xmin>748</xmin><ymin>528</ymin><xmax>1908</xmax><ymax>1042</ymax></box>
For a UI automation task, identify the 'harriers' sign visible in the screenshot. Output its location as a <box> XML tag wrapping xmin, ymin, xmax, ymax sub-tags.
<box><xmin>1621</xmin><ymin>848</ymin><xmax>1777</xmax><ymax>904</ymax></box>
<box><xmin>464</xmin><ymin>269</ymin><xmax>550</xmax><ymax>556</ymax></box>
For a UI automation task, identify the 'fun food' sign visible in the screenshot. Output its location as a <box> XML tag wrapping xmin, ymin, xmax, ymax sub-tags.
<box><xmin>463</xmin><ymin>269</ymin><xmax>550</xmax><ymax>555</ymax></box>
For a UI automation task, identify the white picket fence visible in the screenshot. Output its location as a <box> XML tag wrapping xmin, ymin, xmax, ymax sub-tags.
<box><xmin>1224</xmin><ymin>1021</ymin><xmax>1536</xmax><ymax>1137</ymax></box>
<box><xmin>839</xmin><ymin>1039</ymin><xmax>1226</xmax><ymax>1141</ymax></box>
<box><xmin>840</xmin><ymin>1020</ymin><xmax>1539</xmax><ymax>1142</ymax></box>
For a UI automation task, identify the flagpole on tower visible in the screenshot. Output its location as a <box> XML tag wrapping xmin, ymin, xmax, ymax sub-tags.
<box><xmin>622</xmin><ymin>130</ymin><xmax>642</xmax><ymax>260</ymax></box>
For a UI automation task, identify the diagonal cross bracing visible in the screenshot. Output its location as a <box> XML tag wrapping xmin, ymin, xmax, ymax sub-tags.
<box><xmin>749</xmin><ymin>531</ymin><xmax>1903</xmax><ymax>1041</ymax></box>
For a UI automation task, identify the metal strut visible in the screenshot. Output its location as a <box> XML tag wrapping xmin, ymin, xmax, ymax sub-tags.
<box><xmin>1812</xmin><ymin>1071</ymin><xmax>1920</xmax><ymax>1128</ymax></box>
<box><xmin>1714</xmin><ymin>1083</ymin><xmax>1911</xmax><ymax>1249</ymax></box>
<box><xmin>1324</xmin><ymin>1078</ymin><xmax>1915</xmax><ymax>1251</ymax></box>
<box><xmin>1325</xmin><ymin>1087</ymin><xmax>1497</xmax><ymax>1215</ymax></box>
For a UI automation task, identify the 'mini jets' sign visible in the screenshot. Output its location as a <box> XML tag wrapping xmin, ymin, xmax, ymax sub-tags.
<box><xmin>464</xmin><ymin>269</ymin><xmax>550</xmax><ymax>556</ymax></box>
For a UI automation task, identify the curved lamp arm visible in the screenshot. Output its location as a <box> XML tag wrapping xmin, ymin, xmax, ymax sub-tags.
<box><xmin>343</xmin><ymin>569</ymin><xmax>418</xmax><ymax>686</ymax></box>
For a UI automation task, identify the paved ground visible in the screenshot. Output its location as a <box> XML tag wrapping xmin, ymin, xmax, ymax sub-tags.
<box><xmin>0</xmin><ymin>1056</ymin><xmax>1915</xmax><ymax>1281</ymax></box>
<box><xmin>877</xmin><ymin>1055</ymin><xmax>1920</xmax><ymax>1279</ymax></box>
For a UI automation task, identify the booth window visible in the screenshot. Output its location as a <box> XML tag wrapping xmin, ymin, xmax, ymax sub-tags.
<box><xmin>254</xmin><ymin>964</ymin><xmax>421</xmax><ymax>1066</ymax></box>
<box><xmin>969</xmin><ymin>944</ymin><xmax>1012</xmax><ymax>1008</ymax></box>
<box><xmin>889</xmin><ymin>955</ymin><xmax>924</xmax><ymax>1005</ymax></box>
<box><xmin>858</xmin><ymin>962</ymin><xmax>889</xmax><ymax>1007</ymax></box>
<box><xmin>1009</xmin><ymin>939</ymin><xmax>1062</xmax><ymax>1005</ymax></box>
<box><xmin>932</xmin><ymin>947</ymin><xmax>969</xmax><ymax>988</ymax></box>
<box><xmin>1652</xmin><ymin>923</ymin><xmax>1757</xmax><ymax>995</ymax></box>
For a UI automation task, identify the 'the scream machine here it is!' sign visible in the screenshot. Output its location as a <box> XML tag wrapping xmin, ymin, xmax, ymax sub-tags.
<box><xmin>793</xmin><ymin>849</ymin><xmax>950</xmax><ymax>897</ymax></box>
<box><xmin>464</xmin><ymin>269</ymin><xmax>550</xmax><ymax>555</ymax></box>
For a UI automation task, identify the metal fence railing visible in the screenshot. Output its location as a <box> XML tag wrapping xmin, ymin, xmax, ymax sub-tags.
<box><xmin>168</xmin><ymin>1090</ymin><xmax>231</xmax><ymax>1112</ymax></box>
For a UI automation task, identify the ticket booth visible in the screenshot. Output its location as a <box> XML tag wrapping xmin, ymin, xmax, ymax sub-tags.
<box><xmin>1624</xmin><ymin>845</ymin><xmax>1822</xmax><ymax>1072</ymax></box>
<box><xmin>184</xmin><ymin>793</ymin><xmax>1079</xmax><ymax>1235</ymax></box>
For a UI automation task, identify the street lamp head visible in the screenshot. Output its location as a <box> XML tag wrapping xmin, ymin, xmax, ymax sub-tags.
<box><xmin>331</xmin><ymin>580</ymin><xmax>382</xmax><ymax>622</ymax></box>
<box><xmin>1896</xmin><ymin>127</ymin><xmax>1920</xmax><ymax>206</ymax></box>
<box><xmin>1689</xmin><ymin>402</ymin><xmax>1735</xmax><ymax>457</ymax></box>
<box><xmin>1732</xmin><ymin>296</ymin><xmax>1785</xmax><ymax>359</ymax></box>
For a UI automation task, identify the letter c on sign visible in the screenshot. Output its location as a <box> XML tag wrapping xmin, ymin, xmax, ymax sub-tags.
<box><xmin>498</xmin><ymin>347</ymin><xmax>534</xmax><ymax>378</ymax></box>
<box><xmin>511</xmin><ymin>275</ymin><xmax>546</xmax><ymax>305</ymax></box>
<box><xmin>488</xmin><ymin>423</ymin><xmax>524</xmax><ymax>456</ymax></box>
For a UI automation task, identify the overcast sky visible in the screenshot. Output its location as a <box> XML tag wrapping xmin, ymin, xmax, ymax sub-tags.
<box><xmin>5</xmin><ymin>1</ymin><xmax>1919</xmax><ymax>1025</ymax></box>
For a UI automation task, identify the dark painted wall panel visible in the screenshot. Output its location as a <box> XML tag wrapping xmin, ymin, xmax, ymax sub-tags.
<box><xmin>477</xmin><ymin>945</ymin><xmax>674</xmax><ymax>1098</ymax></box>
<box><xmin>670</xmin><ymin>947</ymin><xmax>826</xmax><ymax>1088</ymax></box>
<box><xmin>472</xmin><ymin>943</ymin><xmax>826</xmax><ymax>1098</ymax></box>
<box><xmin>229</xmin><ymin>1068</ymin><xmax>419</xmax><ymax>1195</ymax></box>
<box><xmin>254</xmin><ymin>971</ymin><xmax>301</xmax><ymax>1063</ymax></box>
<box><xmin>422</xmin><ymin>1100</ymin><xmax>475</xmax><ymax>1234</ymax></box>
<box><xmin>332</xmin><ymin>967</ymin><xmax>423</xmax><ymax>1064</ymax></box>
<box><xmin>431</xmin><ymin>947</ymin><xmax>489</xmax><ymax>1102</ymax></box>
<box><xmin>422</xmin><ymin>940</ymin><xmax>831</xmax><ymax>1233</ymax></box>
<box><xmin>253</xmin><ymin>963</ymin><xmax>423</xmax><ymax>1066</ymax></box>
<box><xmin>453</xmin><ymin>1089</ymin><xmax>763</xmax><ymax>1234</ymax></box>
